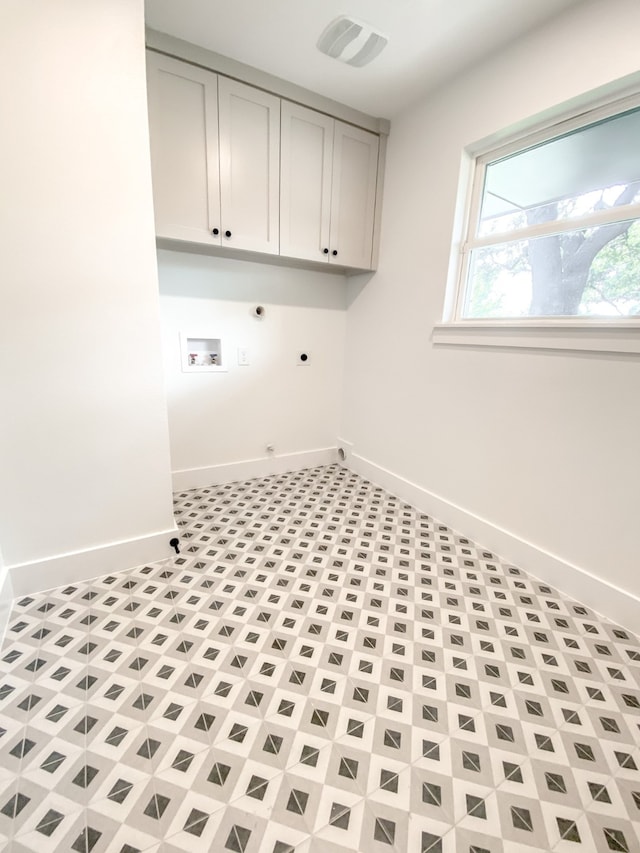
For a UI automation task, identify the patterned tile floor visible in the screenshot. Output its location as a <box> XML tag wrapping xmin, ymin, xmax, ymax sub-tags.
<box><xmin>1</xmin><ymin>465</ymin><xmax>639</xmax><ymax>853</ymax></box>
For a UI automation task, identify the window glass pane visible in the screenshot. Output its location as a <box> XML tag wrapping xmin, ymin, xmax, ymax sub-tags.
<box><xmin>464</xmin><ymin>219</ymin><xmax>640</xmax><ymax>318</ymax></box>
<box><xmin>478</xmin><ymin>108</ymin><xmax>640</xmax><ymax>237</ymax></box>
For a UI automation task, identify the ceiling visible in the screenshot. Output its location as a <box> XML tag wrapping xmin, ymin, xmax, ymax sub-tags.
<box><xmin>144</xmin><ymin>0</ymin><xmax>586</xmax><ymax>119</ymax></box>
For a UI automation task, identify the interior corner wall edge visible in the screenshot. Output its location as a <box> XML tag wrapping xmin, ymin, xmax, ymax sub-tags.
<box><xmin>0</xmin><ymin>0</ymin><xmax>176</xmax><ymax>577</ymax></box>
<box><xmin>348</xmin><ymin>453</ymin><xmax>640</xmax><ymax>634</ymax></box>
<box><xmin>341</xmin><ymin>0</ymin><xmax>640</xmax><ymax>626</ymax></box>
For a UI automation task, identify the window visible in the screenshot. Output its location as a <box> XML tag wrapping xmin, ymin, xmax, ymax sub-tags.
<box><xmin>456</xmin><ymin>98</ymin><xmax>640</xmax><ymax>322</ymax></box>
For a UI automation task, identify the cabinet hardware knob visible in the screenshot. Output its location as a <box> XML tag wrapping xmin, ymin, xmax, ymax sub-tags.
<box><xmin>225</xmin><ymin>230</ymin><xmax>232</xmax><ymax>238</ymax></box>
<box><xmin>323</xmin><ymin>248</ymin><xmax>329</xmax><ymax>254</ymax></box>
<box><xmin>212</xmin><ymin>228</ymin><xmax>219</xmax><ymax>236</ymax></box>
<box><xmin>332</xmin><ymin>250</ymin><xmax>338</xmax><ymax>256</ymax></box>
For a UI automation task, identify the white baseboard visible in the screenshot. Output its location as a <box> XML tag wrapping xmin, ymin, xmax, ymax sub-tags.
<box><xmin>172</xmin><ymin>447</ymin><xmax>339</xmax><ymax>492</ymax></box>
<box><xmin>0</xmin><ymin>564</ymin><xmax>14</xmax><ymax>646</ymax></box>
<box><xmin>8</xmin><ymin>527</ymin><xmax>178</xmax><ymax>597</ymax></box>
<box><xmin>349</xmin><ymin>452</ymin><xmax>640</xmax><ymax>634</ymax></box>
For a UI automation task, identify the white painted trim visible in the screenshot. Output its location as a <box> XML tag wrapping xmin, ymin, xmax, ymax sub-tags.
<box><xmin>172</xmin><ymin>447</ymin><xmax>339</xmax><ymax>492</ymax></box>
<box><xmin>348</xmin><ymin>452</ymin><xmax>640</xmax><ymax>634</ymax></box>
<box><xmin>472</xmin><ymin>87</ymin><xmax>640</xmax><ymax>164</ymax></box>
<box><xmin>370</xmin><ymin>132</ymin><xmax>387</xmax><ymax>271</ymax></box>
<box><xmin>8</xmin><ymin>528</ymin><xmax>178</xmax><ymax>597</ymax></box>
<box><xmin>467</xmin><ymin>204</ymin><xmax>640</xmax><ymax>250</ymax></box>
<box><xmin>0</xmin><ymin>563</ymin><xmax>14</xmax><ymax>647</ymax></box>
<box><xmin>448</xmin><ymin>78</ymin><xmax>640</xmax><ymax>327</ymax></box>
<box><xmin>432</xmin><ymin>322</ymin><xmax>640</xmax><ymax>354</ymax></box>
<box><xmin>156</xmin><ymin>236</ymin><xmax>360</xmax><ymax>275</ymax></box>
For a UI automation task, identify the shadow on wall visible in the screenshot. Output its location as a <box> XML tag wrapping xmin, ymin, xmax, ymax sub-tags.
<box><xmin>156</xmin><ymin>248</ymin><xmax>349</xmax><ymax>311</ymax></box>
<box><xmin>345</xmin><ymin>271</ymin><xmax>375</xmax><ymax>308</ymax></box>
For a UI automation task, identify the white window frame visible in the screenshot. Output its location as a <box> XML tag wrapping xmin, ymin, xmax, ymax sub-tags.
<box><xmin>434</xmin><ymin>89</ymin><xmax>640</xmax><ymax>355</ymax></box>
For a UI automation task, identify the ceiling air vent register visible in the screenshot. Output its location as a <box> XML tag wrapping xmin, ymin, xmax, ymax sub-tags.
<box><xmin>317</xmin><ymin>16</ymin><xmax>388</xmax><ymax>68</ymax></box>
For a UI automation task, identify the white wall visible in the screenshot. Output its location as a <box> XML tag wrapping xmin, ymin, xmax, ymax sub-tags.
<box><xmin>0</xmin><ymin>0</ymin><xmax>176</xmax><ymax>592</ymax></box>
<box><xmin>342</xmin><ymin>0</ymin><xmax>640</xmax><ymax>623</ymax></box>
<box><xmin>158</xmin><ymin>250</ymin><xmax>346</xmax><ymax>488</ymax></box>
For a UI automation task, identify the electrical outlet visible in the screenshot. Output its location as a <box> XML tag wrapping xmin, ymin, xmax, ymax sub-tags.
<box><xmin>237</xmin><ymin>347</ymin><xmax>250</xmax><ymax>366</ymax></box>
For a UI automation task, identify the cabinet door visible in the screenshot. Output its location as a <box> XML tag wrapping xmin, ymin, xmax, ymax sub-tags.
<box><xmin>280</xmin><ymin>102</ymin><xmax>333</xmax><ymax>263</ymax></box>
<box><xmin>218</xmin><ymin>78</ymin><xmax>280</xmax><ymax>254</ymax></box>
<box><xmin>329</xmin><ymin>123</ymin><xmax>379</xmax><ymax>269</ymax></box>
<box><xmin>146</xmin><ymin>53</ymin><xmax>221</xmax><ymax>245</ymax></box>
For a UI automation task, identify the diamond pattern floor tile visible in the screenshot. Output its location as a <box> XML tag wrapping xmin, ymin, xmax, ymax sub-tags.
<box><xmin>1</xmin><ymin>465</ymin><xmax>639</xmax><ymax>852</ymax></box>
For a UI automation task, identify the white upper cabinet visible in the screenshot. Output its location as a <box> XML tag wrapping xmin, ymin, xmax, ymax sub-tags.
<box><xmin>217</xmin><ymin>78</ymin><xmax>280</xmax><ymax>255</ymax></box>
<box><xmin>280</xmin><ymin>102</ymin><xmax>334</xmax><ymax>263</ymax></box>
<box><xmin>146</xmin><ymin>50</ymin><xmax>382</xmax><ymax>270</ymax></box>
<box><xmin>330</xmin><ymin>123</ymin><xmax>380</xmax><ymax>270</ymax></box>
<box><xmin>146</xmin><ymin>53</ymin><xmax>280</xmax><ymax>254</ymax></box>
<box><xmin>146</xmin><ymin>53</ymin><xmax>220</xmax><ymax>245</ymax></box>
<box><xmin>280</xmin><ymin>102</ymin><xmax>379</xmax><ymax>269</ymax></box>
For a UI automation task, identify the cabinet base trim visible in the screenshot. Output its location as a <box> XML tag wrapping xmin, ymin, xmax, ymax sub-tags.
<box><xmin>156</xmin><ymin>237</ymin><xmax>374</xmax><ymax>275</ymax></box>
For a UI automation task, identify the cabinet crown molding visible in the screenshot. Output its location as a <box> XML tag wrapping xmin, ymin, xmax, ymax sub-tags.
<box><xmin>146</xmin><ymin>28</ymin><xmax>390</xmax><ymax>137</ymax></box>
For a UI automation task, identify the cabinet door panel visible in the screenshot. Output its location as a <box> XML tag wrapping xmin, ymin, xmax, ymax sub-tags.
<box><xmin>280</xmin><ymin>102</ymin><xmax>333</xmax><ymax>263</ymax></box>
<box><xmin>146</xmin><ymin>53</ymin><xmax>220</xmax><ymax>244</ymax></box>
<box><xmin>218</xmin><ymin>78</ymin><xmax>280</xmax><ymax>254</ymax></box>
<box><xmin>330</xmin><ymin>123</ymin><xmax>379</xmax><ymax>269</ymax></box>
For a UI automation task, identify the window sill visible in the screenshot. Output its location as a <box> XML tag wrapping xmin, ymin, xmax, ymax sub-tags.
<box><xmin>432</xmin><ymin>321</ymin><xmax>640</xmax><ymax>355</ymax></box>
